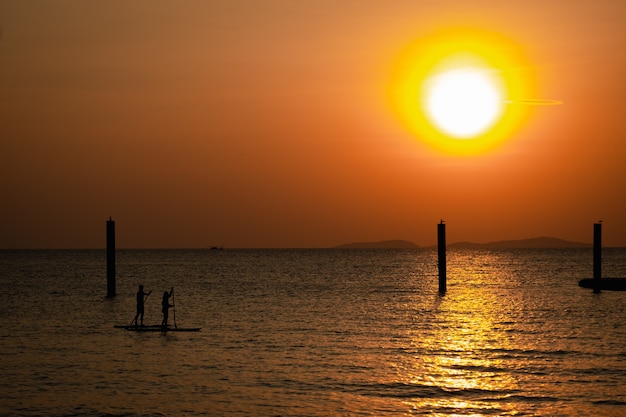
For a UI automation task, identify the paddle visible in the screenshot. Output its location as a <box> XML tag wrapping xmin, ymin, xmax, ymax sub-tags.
<box><xmin>172</xmin><ymin>287</ymin><xmax>177</xmax><ymax>329</ymax></box>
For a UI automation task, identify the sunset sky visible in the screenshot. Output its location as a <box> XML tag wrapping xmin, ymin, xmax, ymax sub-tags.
<box><xmin>2</xmin><ymin>0</ymin><xmax>626</xmax><ymax>248</ymax></box>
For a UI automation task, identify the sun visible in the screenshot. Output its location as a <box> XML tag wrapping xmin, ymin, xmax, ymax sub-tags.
<box><xmin>425</xmin><ymin>66</ymin><xmax>504</xmax><ymax>138</ymax></box>
<box><xmin>389</xmin><ymin>29</ymin><xmax>534</xmax><ymax>155</ymax></box>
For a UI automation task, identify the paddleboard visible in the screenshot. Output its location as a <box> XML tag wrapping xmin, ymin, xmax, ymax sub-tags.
<box><xmin>115</xmin><ymin>325</ymin><xmax>201</xmax><ymax>332</ymax></box>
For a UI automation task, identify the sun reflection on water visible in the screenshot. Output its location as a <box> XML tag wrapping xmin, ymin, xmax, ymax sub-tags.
<box><xmin>396</xmin><ymin>251</ymin><xmax>524</xmax><ymax>414</ymax></box>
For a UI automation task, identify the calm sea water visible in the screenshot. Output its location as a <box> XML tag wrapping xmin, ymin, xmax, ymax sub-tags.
<box><xmin>2</xmin><ymin>248</ymin><xmax>626</xmax><ymax>416</ymax></box>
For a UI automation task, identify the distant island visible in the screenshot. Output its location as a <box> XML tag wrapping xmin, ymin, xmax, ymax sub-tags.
<box><xmin>334</xmin><ymin>237</ymin><xmax>591</xmax><ymax>249</ymax></box>
<box><xmin>447</xmin><ymin>237</ymin><xmax>591</xmax><ymax>249</ymax></box>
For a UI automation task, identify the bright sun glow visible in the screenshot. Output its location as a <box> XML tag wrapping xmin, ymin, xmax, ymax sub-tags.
<box><xmin>425</xmin><ymin>68</ymin><xmax>503</xmax><ymax>138</ymax></box>
<box><xmin>389</xmin><ymin>29</ymin><xmax>534</xmax><ymax>155</ymax></box>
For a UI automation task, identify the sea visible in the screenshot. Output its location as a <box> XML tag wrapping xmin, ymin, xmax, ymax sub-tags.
<box><xmin>1</xmin><ymin>248</ymin><xmax>626</xmax><ymax>417</ymax></box>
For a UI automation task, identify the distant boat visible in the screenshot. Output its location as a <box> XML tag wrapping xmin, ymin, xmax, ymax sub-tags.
<box><xmin>210</xmin><ymin>246</ymin><xmax>223</xmax><ymax>251</ymax></box>
<box><xmin>114</xmin><ymin>325</ymin><xmax>201</xmax><ymax>332</ymax></box>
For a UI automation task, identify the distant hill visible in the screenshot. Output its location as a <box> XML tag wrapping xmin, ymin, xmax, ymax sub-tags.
<box><xmin>334</xmin><ymin>237</ymin><xmax>591</xmax><ymax>249</ymax></box>
<box><xmin>334</xmin><ymin>240</ymin><xmax>419</xmax><ymax>249</ymax></box>
<box><xmin>448</xmin><ymin>237</ymin><xmax>591</xmax><ymax>249</ymax></box>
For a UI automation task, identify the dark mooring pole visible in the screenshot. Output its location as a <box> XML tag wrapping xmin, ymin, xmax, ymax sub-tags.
<box><xmin>593</xmin><ymin>222</ymin><xmax>602</xmax><ymax>293</ymax></box>
<box><xmin>438</xmin><ymin>220</ymin><xmax>447</xmax><ymax>293</ymax></box>
<box><xmin>106</xmin><ymin>217</ymin><xmax>116</xmax><ymax>298</ymax></box>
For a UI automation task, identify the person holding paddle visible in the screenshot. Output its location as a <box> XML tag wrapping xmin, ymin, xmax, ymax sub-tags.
<box><xmin>161</xmin><ymin>287</ymin><xmax>174</xmax><ymax>328</ymax></box>
<box><xmin>131</xmin><ymin>285</ymin><xmax>151</xmax><ymax>327</ymax></box>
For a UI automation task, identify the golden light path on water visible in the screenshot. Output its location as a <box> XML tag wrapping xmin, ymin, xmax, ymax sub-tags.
<box><xmin>394</xmin><ymin>251</ymin><xmax>533</xmax><ymax>415</ymax></box>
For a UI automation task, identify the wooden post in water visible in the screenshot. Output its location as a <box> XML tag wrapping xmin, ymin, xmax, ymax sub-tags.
<box><xmin>593</xmin><ymin>222</ymin><xmax>602</xmax><ymax>293</ymax></box>
<box><xmin>106</xmin><ymin>217</ymin><xmax>116</xmax><ymax>298</ymax></box>
<box><xmin>438</xmin><ymin>220</ymin><xmax>446</xmax><ymax>293</ymax></box>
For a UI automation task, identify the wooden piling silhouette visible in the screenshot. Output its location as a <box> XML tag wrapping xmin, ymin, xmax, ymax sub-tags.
<box><xmin>579</xmin><ymin>221</ymin><xmax>626</xmax><ymax>291</ymax></box>
<box><xmin>593</xmin><ymin>222</ymin><xmax>602</xmax><ymax>293</ymax></box>
<box><xmin>106</xmin><ymin>217</ymin><xmax>116</xmax><ymax>298</ymax></box>
<box><xmin>438</xmin><ymin>220</ymin><xmax>446</xmax><ymax>293</ymax></box>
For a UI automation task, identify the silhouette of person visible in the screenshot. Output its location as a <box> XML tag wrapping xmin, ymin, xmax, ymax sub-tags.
<box><xmin>131</xmin><ymin>285</ymin><xmax>151</xmax><ymax>326</ymax></box>
<box><xmin>161</xmin><ymin>287</ymin><xmax>174</xmax><ymax>328</ymax></box>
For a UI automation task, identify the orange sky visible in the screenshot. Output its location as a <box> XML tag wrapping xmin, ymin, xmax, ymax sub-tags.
<box><xmin>1</xmin><ymin>0</ymin><xmax>626</xmax><ymax>248</ymax></box>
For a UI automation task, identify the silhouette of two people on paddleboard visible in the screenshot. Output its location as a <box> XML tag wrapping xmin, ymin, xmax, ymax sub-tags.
<box><xmin>131</xmin><ymin>285</ymin><xmax>152</xmax><ymax>326</ymax></box>
<box><xmin>131</xmin><ymin>285</ymin><xmax>174</xmax><ymax>328</ymax></box>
